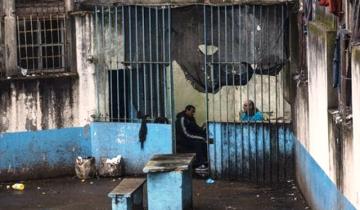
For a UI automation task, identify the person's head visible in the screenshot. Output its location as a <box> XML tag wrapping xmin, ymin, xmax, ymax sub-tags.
<box><xmin>243</xmin><ymin>100</ymin><xmax>255</xmax><ymax>115</ymax></box>
<box><xmin>184</xmin><ymin>105</ymin><xmax>196</xmax><ymax>118</ymax></box>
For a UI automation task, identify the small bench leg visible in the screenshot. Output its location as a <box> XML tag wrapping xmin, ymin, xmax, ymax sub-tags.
<box><xmin>133</xmin><ymin>187</ymin><xmax>144</xmax><ymax>210</ymax></box>
<box><xmin>112</xmin><ymin>196</ymin><xmax>132</xmax><ymax>210</ymax></box>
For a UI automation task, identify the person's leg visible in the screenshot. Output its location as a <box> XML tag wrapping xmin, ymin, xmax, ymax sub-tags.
<box><xmin>190</xmin><ymin>141</ymin><xmax>208</xmax><ymax>167</ymax></box>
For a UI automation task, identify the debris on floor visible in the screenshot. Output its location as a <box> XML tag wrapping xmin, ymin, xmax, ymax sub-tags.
<box><xmin>11</xmin><ymin>183</ymin><xmax>24</xmax><ymax>191</ymax></box>
<box><xmin>0</xmin><ymin>177</ymin><xmax>310</xmax><ymax>210</ymax></box>
<box><xmin>206</xmin><ymin>178</ymin><xmax>215</xmax><ymax>184</ymax></box>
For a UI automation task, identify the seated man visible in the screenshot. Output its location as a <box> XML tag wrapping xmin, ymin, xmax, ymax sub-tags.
<box><xmin>175</xmin><ymin>105</ymin><xmax>208</xmax><ymax>170</ymax></box>
<box><xmin>240</xmin><ymin>100</ymin><xmax>264</xmax><ymax>121</ymax></box>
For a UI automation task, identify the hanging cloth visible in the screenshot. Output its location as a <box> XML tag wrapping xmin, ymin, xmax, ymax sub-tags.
<box><xmin>329</xmin><ymin>0</ymin><xmax>342</xmax><ymax>16</ymax></box>
<box><xmin>352</xmin><ymin>0</ymin><xmax>360</xmax><ymax>41</ymax></box>
<box><xmin>332</xmin><ymin>31</ymin><xmax>341</xmax><ymax>88</ymax></box>
<box><xmin>319</xmin><ymin>0</ymin><xmax>329</xmax><ymax>6</ymax></box>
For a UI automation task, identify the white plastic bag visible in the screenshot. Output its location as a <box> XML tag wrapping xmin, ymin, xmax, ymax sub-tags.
<box><xmin>75</xmin><ymin>156</ymin><xmax>96</xmax><ymax>179</ymax></box>
<box><xmin>98</xmin><ymin>155</ymin><xmax>124</xmax><ymax>177</ymax></box>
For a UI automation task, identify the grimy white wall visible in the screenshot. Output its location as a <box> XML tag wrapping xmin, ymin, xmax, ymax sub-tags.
<box><xmin>0</xmin><ymin>13</ymin><xmax>100</xmax><ymax>132</ymax></box>
<box><xmin>351</xmin><ymin>45</ymin><xmax>360</xmax><ymax>208</ymax></box>
<box><xmin>295</xmin><ymin>18</ymin><xmax>360</xmax><ymax>209</ymax></box>
<box><xmin>306</xmin><ymin>22</ymin><xmax>334</xmax><ymax>177</ymax></box>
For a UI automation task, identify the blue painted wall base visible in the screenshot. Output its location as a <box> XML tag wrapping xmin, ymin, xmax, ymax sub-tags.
<box><xmin>295</xmin><ymin>140</ymin><xmax>356</xmax><ymax>210</ymax></box>
<box><xmin>147</xmin><ymin>170</ymin><xmax>193</xmax><ymax>210</ymax></box>
<box><xmin>90</xmin><ymin>122</ymin><xmax>172</xmax><ymax>174</ymax></box>
<box><xmin>0</xmin><ymin>122</ymin><xmax>172</xmax><ymax>181</ymax></box>
<box><xmin>0</xmin><ymin>127</ymin><xmax>90</xmax><ymax>181</ymax></box>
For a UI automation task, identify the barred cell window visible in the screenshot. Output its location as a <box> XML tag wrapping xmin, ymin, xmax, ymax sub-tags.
<box><xmin>16</xmin><ymin>15</ymin><xmax>66</xmax><ymax>72</ymax></box>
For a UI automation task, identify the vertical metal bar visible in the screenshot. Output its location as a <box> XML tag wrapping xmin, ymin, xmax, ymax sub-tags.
<box><xmin>259</xmin><ymin>6</ymin><xmax>265</xmax><ymax>183</ymax></box>
<box><xmin>162</xmin><ymin>8</ymin><xmax>167</xmax><ymax>118</ymax></box>
<box><xmin>122</xmin><ymin>6</ymin><xmax>127</xmax><ymax>122</ymax></box>
<box><xmin>210</xmin><ymin>5</ymin><xmax>217</xmax><ymax>178</ymax></box>
<box><xmin>224</xmin><ymin>5</ymin><xmax>230</xmax><ymax>179</ymax></box>
<box><xmin>116</xmin><ymin>6</ymin><xmax>120</xmax><ymax>121</ymax></box>
<box><xmin>156</xmin><ymin>7</ymin><xmax>160</xmax><ymax>117</ymax></box>
<box><xmin>23</xmin><ymin>18</ymin><xmax>29</xmax><ymax>69</ymax></box>
<box><xmin>217</xmin><ymin>7</ymin><xmax>223</xmax><ymax>177</ymax></box>
<box><xmin>274</xmin><ymin>5</ymin><xmax>279</xmax><ymax>183</ymax></box>
<box><xmin>95</xmin><ymin>6</ymin><xmax>100</xmax><ymax>118</ymax></box>
<box><xmin>43</xmin><ymin>17</ymin><xmax>48</xmax><ymax>70</ymax></box>
<box><xmin>16</xmin><ymin>16</ymin><xmax>21</xmax><ymax>68</ymax></box>
<box><xmin>30</xmin><ymin>15</ymin><xmax>35</xmax><ymax>70</ymax></box>
<box><xmin>50</xmin><ymin>15</ymin><xmax>55</xmax><ymax>69</ymax></box>
<box><xmin>101</xmin><ymin>6</ymin><xmax>106</xmax><ymax>119</ymax></box>
<box><xmin>109</xmin><ymin>6</ymin><xmax>113</xmax><ymax>121</ymax></box>
<box><xmin>267</xmin><ymin>6</ymin><xmax>272</xmax><ymax>183</ymax></box>
<box><xmin>128</xmin><ymin>6</ymin><xmax>133</xmax><ymax>121</ymax></box>
<box><xmin>245</xmin><ymin>4</ymin><xmax>250</xmax><ymax>180</ymax></box>
<box><xmin>252</xmin><ymin>5</ymin><xmax>258</xmax><ymax>183</ymax></box>
<box><xmin>61</xmin><ymin>14</ymin><xmax>66</xmax><ymax>69</ymax></box>
<box><xmin>142</xmin><ymin>7</ymin><xmax>147</xmax><ymax>116</ymax></box>
<box><xmin>37</xmin><ymin>17</ymin><xmax>43</xmax><ymax>71</ymax></box>
<box><xmin>282</xmin><ymin>4</ymin><xmax>287</xmax><ymax>180</ymax></box>
<box><xmin>203</xmin><ymin>4</ymin><xmax>210</xmax><ymax>177</ymax></box>
<box><xmin>56</xmin><ymin>15</ymin><xmax>61</xmax><ymax>68</ymax></box>
<box><xmin>62</xmin><ymin>15</ymin><xmax>66</xmax><ymax>68</ymax></box>
<box><xmin>217</xmin><ymin>7</ymin><xmax>221</xmax><ymax>124</ymax></box>
<box><xmin>149</xmin><ymin>7</ymin><xmax>154</xmax><ymax>119</ymax></box>
<box><xmin>168</xmin><ymin>6</ymin><xmax>175</xmax><ymax>147</ymax></box>
<box><xmin>231</xmin><ymin>5</ymin><xmax>236</xmax><ymax>179</ymax></box>
<box><xmin>135</xmin><ymin>6</ymin><xmax>140</xmax><ymax>114</ymax></box>
<box><xmin>239</xmin><ymin>5</ymin><xmax>244</xmax><ymax>179</ymax></box>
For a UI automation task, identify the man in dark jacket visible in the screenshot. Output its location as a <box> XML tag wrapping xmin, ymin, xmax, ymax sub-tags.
<box><xmin>176</xmin><ymin>105</ymin><xmax>207</xmax><ymax>168</ymax></box>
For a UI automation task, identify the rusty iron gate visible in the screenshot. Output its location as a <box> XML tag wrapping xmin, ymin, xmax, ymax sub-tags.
<box><xmin>202</xmin><ymin>4</ymin><xmax>294</xmax><ymax>183</ymax></box>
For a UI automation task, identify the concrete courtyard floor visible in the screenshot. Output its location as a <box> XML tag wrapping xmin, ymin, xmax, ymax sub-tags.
<box><xmin>0</xmin><ymin>176</ymin><xmax>310</xmax><ymax>210</ymax></box>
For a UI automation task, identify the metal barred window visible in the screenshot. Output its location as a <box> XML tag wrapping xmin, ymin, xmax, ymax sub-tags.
<box><xmin>94</xmin><ymin>5</ymin><xmax>173</xmax><ymax>123</ymax></box>
<box><xmin>15</xmin><ymin>0</ymin><xmax>66</xmax><ymax>73</ymax></box>
<box><xmin>16</xmin><ymin>16</ymin><xmax>66</xmax><ymax>72</ymax></box>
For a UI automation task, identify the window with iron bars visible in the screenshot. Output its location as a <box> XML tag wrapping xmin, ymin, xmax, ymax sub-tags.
<box><xmin>16</xmin><ymin>15</ymin><xmax>66</xmax><ymax>73</ymax></box>
<box><xmin>95</xmin><ymin>6</ymin><xmax>172</xmax><ymax>123</ymax></box>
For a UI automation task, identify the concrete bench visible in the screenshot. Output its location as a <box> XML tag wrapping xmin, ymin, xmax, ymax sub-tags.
<box><xmin>143</xmin><ymin>153</ymin><xmax>196</xmax><ymax>210</ymax></box>
<box><xmin>108</xmin><ymin>178</ymin><xmax>146</xmax><ymax>210</ymax></box>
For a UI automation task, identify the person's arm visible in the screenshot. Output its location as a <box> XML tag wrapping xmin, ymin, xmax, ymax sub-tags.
<box><xmin>255</xmin><ymin>112</ymin><xmax>264</xmax><ymax>121</ymax></box>
<box><xmin>180</xmin><ymin>117</ymin><xmax>206</xmax><ymax>142</ymax></box>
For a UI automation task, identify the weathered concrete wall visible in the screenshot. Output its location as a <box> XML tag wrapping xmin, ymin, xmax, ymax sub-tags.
<box><xmin>75</xmin><ymin>13</ymin><xmax>101</xmax><ymax>124</ymax></box>
<box><xmin>0</xmin><ymin>76</ymin><xmax>79</xmax><ymax>132</ymax></box>
<box><xmin>350</xmin><ymin>45</ymin><xmax>360</xmax><ymax>208</ymax></box>
<box><xmin>294</xmin><ymin>17</ymin><xmax>358</xmax><ymax>210</ymax></box>
<box><xmin>306</xmin><ymin>21</ymin><xmax>335</xmax><ymax>177</ymax></box>
<box><xmin>0</xmin><ymin>13</ymin><xmax>98</xmax><ymax>132</ymax></box>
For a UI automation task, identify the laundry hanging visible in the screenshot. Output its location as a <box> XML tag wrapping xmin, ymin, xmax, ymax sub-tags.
<box><xmin>318</xmin><ymin>0</ymin><xmax>342</xmax><ymax>16</ymax></box>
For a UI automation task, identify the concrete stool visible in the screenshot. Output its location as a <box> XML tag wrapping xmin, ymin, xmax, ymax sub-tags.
<box><xmin>108</xmin><ymin>178</ymin><xmax>146</xmax><ymax>210</ymax></box>
<box><xmin>143</xmin><ymin>153</ymin><xmax>195</xmax><ymax>210</ymax></box>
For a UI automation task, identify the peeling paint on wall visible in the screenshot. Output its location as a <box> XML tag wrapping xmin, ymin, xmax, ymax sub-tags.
<box><xmin>0</xmin><ymin>77</ymin><xmax>78</xmax><ymax>132</ymax></box>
